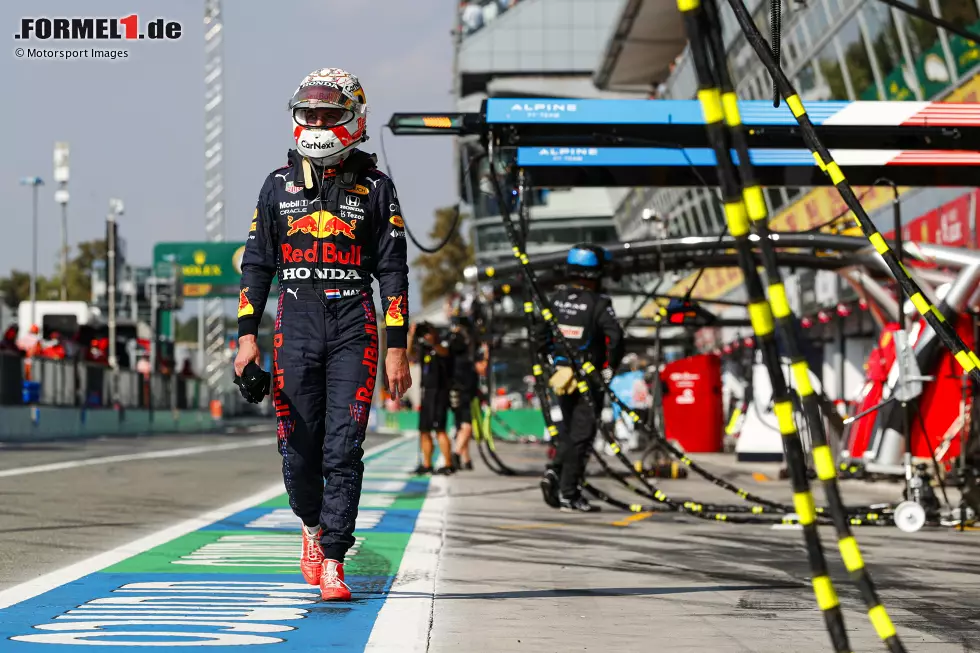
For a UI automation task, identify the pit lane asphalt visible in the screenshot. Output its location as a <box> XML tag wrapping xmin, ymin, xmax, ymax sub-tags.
<box><xmin>429</xmin><ymin>442</ymin><xmax>980</xmax><ymax>652</ymax></box>
<box><xmin>3</xmin><ymin>428</ymin><xmax>977</xmax><ymax>652</ymax></box>
<box><xmin>0</xmin><ymin>425</ymin><xmax>396</xmax><ymax>592</ymax></box>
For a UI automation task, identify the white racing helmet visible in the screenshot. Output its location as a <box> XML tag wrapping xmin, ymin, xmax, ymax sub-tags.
<box><xmin>288</xmin><ymin>67</ymin><xmax>368</xmax><ymax>166</ymax></box>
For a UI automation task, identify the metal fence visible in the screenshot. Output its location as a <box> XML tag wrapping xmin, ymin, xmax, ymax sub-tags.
<box><xmin>0</xmin><ymin>352</ymin><xmax>213</xmax><ymax>411</ymax></box>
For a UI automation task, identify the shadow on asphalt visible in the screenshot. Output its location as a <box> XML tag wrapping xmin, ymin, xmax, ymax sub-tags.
<box><xmin>0</xmin><ymin>521</ymin><xmax>141</xmax><ymax>535</ymax></box>
<box><xmin>384</xmin><ymin>583</ymin><xmax>796</xmax><ymax>601</ymax></box>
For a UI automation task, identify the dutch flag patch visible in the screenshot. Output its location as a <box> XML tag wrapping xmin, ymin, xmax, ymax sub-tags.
<box><xmin>324</xmin><ymin>289</ymin><xmax>341</xmax><ymax>299</ymax></box>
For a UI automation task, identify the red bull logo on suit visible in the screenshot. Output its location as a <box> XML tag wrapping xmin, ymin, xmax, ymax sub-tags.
<box><xmin>285</xmin><ymin>211</ymin><xmax>357</xmax><ymax>239</ymax></box>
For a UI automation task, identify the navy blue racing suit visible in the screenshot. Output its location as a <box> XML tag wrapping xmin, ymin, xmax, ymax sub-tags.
<box><xmin>238</xmin><ymin>148</ymin><xmax>409</xmax><ymax>561</ymax></box>
<box><xmin>540</xmin><ymin>284</ymin><xmax>624</xmax><ymax>500</ymax></box>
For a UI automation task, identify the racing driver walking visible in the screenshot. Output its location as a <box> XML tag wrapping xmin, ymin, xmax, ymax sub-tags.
<box><xmin>234</xmin><ymin>68</ymin><xmax>412</xmax><ymax>602</ymax></box>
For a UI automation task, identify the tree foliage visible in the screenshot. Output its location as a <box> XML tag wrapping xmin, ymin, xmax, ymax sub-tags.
<box><xmin>412</xmin><ymin>207</ymin><xmax>473</xmax><ymax>307</ymax></box>
<box><xmin>817</xmin><ymin>0</ymin><xmax>979</xmax><ymax>101</ymax></box>
<box><xmin>0</xmin><ymin>239</ymin><xmax>104</xmax><ymax>309</ymax></box>
<box><xmin>174</xmin><ymin>316</ymin><xmax>248</xmax><ymax>343</ymax></box>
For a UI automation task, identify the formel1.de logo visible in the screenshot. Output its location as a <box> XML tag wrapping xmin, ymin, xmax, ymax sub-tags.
<box><xmin>15</xmin><ymin>16</ymin><xmax>182</xmax><ymax>41</ymax></box>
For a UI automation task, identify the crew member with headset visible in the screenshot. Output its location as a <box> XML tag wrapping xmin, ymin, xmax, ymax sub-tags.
<box><xmin>448</xmin><ymin>315</ymin><xmax>480</xmax><ymax>471</ymax></box>
<box><xmin>538</xmin><ymin>244</ymin><xmax>625</xmax><ymax>513</ymax></box>
<box><xmin>408</xmin><ymin>321</ymin><xmax>455</xmax><ymax>475</ymax></box>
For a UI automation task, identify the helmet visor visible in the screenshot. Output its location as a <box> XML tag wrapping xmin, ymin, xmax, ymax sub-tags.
<box><xmin>290</xmin><ymin>84</ymin><xmax>363</xmax><ymax>127</ymax></box>
<box><xmin>289</xmin><ymin>83</ymin><xmax>360</xmax><ymax>109</ymax></box>
<box><xmin>293</xmin><ymin>106</ymin><xmax>354</xmax><ymax>128</ymax></box>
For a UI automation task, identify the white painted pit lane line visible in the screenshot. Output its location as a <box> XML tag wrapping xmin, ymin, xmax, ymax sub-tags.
<box><xmin>365</xmin><ymin>475</ymin><xmax>450</xmax><ymax>653</ymax></box>
<box><xmin>0</xmin><ymin>437</ymin><xmax>276</xmax><ymax>479</ymax></box>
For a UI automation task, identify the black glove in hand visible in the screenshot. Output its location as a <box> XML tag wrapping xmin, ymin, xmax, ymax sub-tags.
<box><xmin>234</xmin><ymin>361</ymin><xmax>271</xmax><ymax>404</ymax></box>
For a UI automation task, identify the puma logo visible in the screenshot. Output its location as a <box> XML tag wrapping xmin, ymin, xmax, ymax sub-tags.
<box><xmin>285</xmin><ymin>288</ymin><xmax>298</xmax><ymax>299</ymax></box>
<box><xmin>367</xmin><ymin>177</ymin><xmax>381</xmax><ymax>188</ymax></box>
<box><xmin>275</xmin><ymin>172</ymin><xmax>290</xmax><ymax>182</ymax></box>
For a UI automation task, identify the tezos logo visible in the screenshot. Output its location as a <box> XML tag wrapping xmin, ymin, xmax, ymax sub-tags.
<box><xmin>15</xmin><ymin>15</ymin><xmax>182</xmax><ymax>40</ymax></box>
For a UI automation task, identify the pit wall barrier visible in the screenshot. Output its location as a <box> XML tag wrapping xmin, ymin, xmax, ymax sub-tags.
<box><xmin>373</xmin><ymin>408</ymin><xmax>545</xmax><ymax>436</ymax></box>
<box><xmin>0</xmin><ymin>353</ymin><xmax>213</xmax><ymax>411</ymax></box>
<box><xmin>0</xmin><ymin>405</ymin><xmax>221</xmax><ymax>442</ymax></box>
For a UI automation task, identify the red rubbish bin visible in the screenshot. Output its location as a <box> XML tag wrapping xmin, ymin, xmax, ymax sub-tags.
<box><xmin>660</xmin><ymin>353</ymin><xmax>723</xmax><ymax>452</ymax></box>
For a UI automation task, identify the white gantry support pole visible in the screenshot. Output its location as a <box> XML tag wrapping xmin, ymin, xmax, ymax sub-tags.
<box><xmin>204</xmin><ymin>0</ymin><xmax>227</xmax><ymax>393</ymax></box>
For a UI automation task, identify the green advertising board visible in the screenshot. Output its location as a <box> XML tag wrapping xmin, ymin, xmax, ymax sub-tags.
<box><xmin>860</xmin><ymin>19</ymin><xmax>980</xmax><ymax>101</ymax></box>
<box><xmin>153</xmin><ymin>242</ymin><xmax>248</xmax><ymax>298</ymax></box>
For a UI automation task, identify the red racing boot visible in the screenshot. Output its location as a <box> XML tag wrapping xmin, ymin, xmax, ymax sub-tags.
<box><xmin>320</xmin><ymin>559</ymin><xmax>352</xmax><ymax>601</ymax></box>
<box><xmin>300</xmin><ymin>525</ymin><xmax>324</xmax><ymax>586</ymax></box>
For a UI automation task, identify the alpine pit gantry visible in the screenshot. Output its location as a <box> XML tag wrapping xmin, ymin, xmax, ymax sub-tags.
<box><xmin>386</xmin><ymin>4</ymin><xmax>980</xmax><ymax>651</ymax></box>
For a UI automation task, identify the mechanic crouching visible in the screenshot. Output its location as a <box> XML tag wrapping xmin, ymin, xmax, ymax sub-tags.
<box><xmin>408</xmin><ymin>321</ymin><xmax>455</xmax><ymax>475</ymax></box>
<box><xmin>538</xmin><ymin>245</ymin><xmax>625</xmax><ymax>513</ymax></box>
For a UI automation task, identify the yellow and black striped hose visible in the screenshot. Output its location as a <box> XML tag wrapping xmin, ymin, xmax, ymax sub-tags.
<box><xmin>520</xmin><ymin>295</ymin><xmax>663</xmax><ymax>513</ymax></box>
<box><xmin>696</xmin><ymin>1</ymin><xmax>905</xmax><ymax>650</ymax></box>
<box><xmin>677</xmin><ymin>0</ymin><xmax>852</xmax><ymax>649</ymax></box>
<box><xmin>521</xmin><ymin>292</ymin><xmax>661</xmax><ymax>511</ymax></box>
<box><xmin>523</xmin><ymin>294</ymin><xmax>784</xmax><ymax>517</ymax></box>
<box><xmin>724</xmin><ymin>0</ymin><xmax>980</xmax><ymax>387</ymax></box>
<box><xmin>486</xmin><ymin>149</ymin><xmax>871</xmax><ymax>527</ymax></box>
<box><xmin>526</xmin><ymin>309</ymin><xmax>876</xmax><ymax>522</ymax></box>
<box><xmin>492</xmin><ymin>263</ymin><xmax>825</xmax><ymax>516</ymax></box>
<box><xmin>485</xmin><ymin>224</ymin><xmax>894</xmax><ymax>528</ymax></box>
<box><xmin>483</xmin><ymin>163</ymin><xmax>897</xmax><ymax>527</ymax></box>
